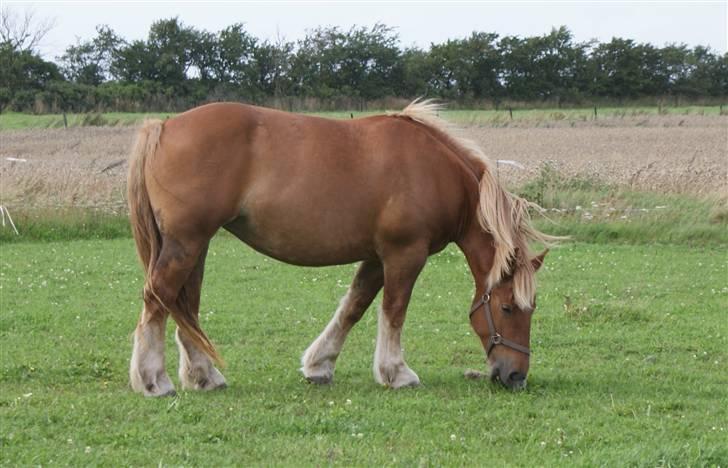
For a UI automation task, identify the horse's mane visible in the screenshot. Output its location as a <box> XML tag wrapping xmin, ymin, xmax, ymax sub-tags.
<box><xmin>389</xmin><ymin>99</ymin><xmax>560</xmax><ymax>309</ymax></box>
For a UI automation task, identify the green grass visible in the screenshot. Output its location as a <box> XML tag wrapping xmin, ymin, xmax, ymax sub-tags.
<box><xmin>440</xmin><ymin>105</ymin><xmax>725</xmax><ymax>126</ymax></box>
<box><xmin>1</xmin><ymin>237</ymin><xmax>726</xmax><ymax>465</ymax></box>
<box><xmin>3</xmin><ymin>185</ymin><xmax>725</xmax><ymax>247</ymax></box>
<box><xmin>0</xmin><ymin>112</ymin><xmax>176</xmax><ymax>130</ymax></box>
<box><xmin>0</xmin><ymin>208</ymin><xmax>130</xmax><ymax>243</ymax></box>
<box><xmin>1</xmin><ymin>105</ymin><xmax>723</xmax><ymax>130</ymax></box>
<box><xmin>516</xmin><ymin>167</ymin><xmax>728</xmax><ymax>246</ymax></box>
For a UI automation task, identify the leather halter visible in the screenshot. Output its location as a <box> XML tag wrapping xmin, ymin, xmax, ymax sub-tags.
<box><xmin>469</xmin><ymin>292</ymin><xmax>531</xmax><ymax>356</ymax></box>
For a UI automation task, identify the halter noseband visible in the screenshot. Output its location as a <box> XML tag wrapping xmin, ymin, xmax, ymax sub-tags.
<box><xmin>469</xmin><ymin>292</ymin><xmax>531</xmax><ymax>357</ymax></box>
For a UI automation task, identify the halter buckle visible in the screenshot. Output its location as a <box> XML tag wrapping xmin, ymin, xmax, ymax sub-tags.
<box><xmin>491</xmin><ymin>334</ymin><xmax>502</xmax><ymax>345</ymax></box>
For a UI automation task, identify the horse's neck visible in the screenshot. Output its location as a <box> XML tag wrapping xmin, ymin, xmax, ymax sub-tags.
<box><xmin>456</xmin><ymin>222</ymin><xmax>496</xmax><ymax>297</ymax></box>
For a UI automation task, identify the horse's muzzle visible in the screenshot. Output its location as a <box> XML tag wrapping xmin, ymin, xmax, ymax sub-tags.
<box><xmin>489</xmin><ymin>366</ymin><xmax>528</xmax><ymax>390</ymax></box>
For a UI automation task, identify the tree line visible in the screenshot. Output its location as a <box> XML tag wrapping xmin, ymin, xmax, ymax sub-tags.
<box><xmin>1</xmin><ymin>17</ymin><xmax>726</xmax><ymax>113</ymax></box>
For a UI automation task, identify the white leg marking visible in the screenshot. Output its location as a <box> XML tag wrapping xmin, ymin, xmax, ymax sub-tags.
<box><xmin>373</xmin><ymin>306</ymin><xmax>420</xmax><ymax>388</ymax></box>
<box><xmin>301</xmin><ymin>290</ymin><xmax>354</xmax><ymax>384</ymax></box>
<box><xmin>129</xmin><ymin>310</ymin><xmax>176</xmax><ymax>397</ymax></box>
<box><xmin>175</xmin><ymin>329</ymin><xmax>226</xmax><ymax>391</ymax></box>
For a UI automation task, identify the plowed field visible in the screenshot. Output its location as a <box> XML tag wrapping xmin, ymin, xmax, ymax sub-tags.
<box><xmin>1</xmin><ymin>115</ymin><xmax>725</xmax><ymax>211</ymax></box>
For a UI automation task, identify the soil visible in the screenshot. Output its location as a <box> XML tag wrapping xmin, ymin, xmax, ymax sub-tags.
<box><xmin>1</xmin><ymin>115</ymin><xmax>725</xmax><ymax>211</ymax></box>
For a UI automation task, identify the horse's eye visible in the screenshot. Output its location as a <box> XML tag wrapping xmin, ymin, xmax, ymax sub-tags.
<box><xmin>501</xmin><ymin>304</ymin><xmax>513</xmax><ymax>314</ymax></box>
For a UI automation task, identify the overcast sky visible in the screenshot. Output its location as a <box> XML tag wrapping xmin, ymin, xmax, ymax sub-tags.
<box><xmin>7</xmin><ymin>1</ymin><xmax>728</xmax><ymax>61</ymax></box>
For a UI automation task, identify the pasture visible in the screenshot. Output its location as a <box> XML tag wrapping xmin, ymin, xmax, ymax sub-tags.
<box><xmin>1</xmin><ymin>109</ymin><xmax>727</xmax><ymax>465</ymax></box>
<box><xmin>0</xmin><ymin>105</ymin><xmax>725</xmax><ymax>130</ymax></box>
<box><xmin>2</xmin><ymin>237</ymin><xmax>727</xmax><ymax>465</ymax></box>
<box><xmin>2</xmin><ymin>110</ymin><xmax>726</xmax><ymax>246</ymax></box>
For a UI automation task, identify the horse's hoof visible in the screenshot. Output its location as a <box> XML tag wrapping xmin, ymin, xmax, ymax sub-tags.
<box><xmin>144</xmin><ymin>388</ymin><xmax>177</xmax><ymax>398</ymax></box>
<box><xmin>464</xmin><ymin>369</ymin><xmax>487</xmax><ymax>380</ymax></box>
<box><xmin>202</xmin><ymin>381</ymin><xmax>227</xmax><ymax>392</ymax></box>
<box><xmin>376</xmin><ymin>364</ymin><xmax>420</xmax><ymax>389</ymax></box>
<box><xmin>387</xmin><ymin>372</ymin><xmax>421</xmax><ymax>389</ymax></box>
<box><xmin>389</xmin><ymin>378</ymin><xmax>421</xmax><ymax>389</ymax></box>
<box><xmin>306</xmin><ymin>374</ymin><xmax>333</xmax><ymax>385</ymax></box>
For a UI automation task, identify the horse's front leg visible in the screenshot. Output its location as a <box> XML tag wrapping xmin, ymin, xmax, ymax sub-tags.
<box><xmin>301</xmin><ymin>259</ymin><xmax>383</xmax><ymax>384</ymax></box>
<box><xmin>373</xmin><ymin>246</ymin><xmax>427</xmax><ymax>389</ymax></box>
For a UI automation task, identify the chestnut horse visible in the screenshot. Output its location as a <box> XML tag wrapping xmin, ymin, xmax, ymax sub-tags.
<box><xmin>127</xmin><ymin>100</ymin><xmax>555</xmax><ymax>397</ymax></box>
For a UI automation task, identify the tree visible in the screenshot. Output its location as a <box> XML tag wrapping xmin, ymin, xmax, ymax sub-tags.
<box><xmin>590</xmin><ymin>38</ymin><xmax>666</xmax><ymax>99</ymax></box>
<box><xmin>397</xmin><ymin>47</ymin><xmax>430</xmax><ymax>97</ymax></box>
<box><xmin>684</xmin><ymin>46</ymin><xmax>727</xmax><ymax>97</ymax></box>
<box><xmin>4</xmin><ymin>15</ymin><xmax>725</xmax><ymax>112</ymax></box>
<box><xmin>111</xmin><ymin>39</ymin><xmax>153</xmax><ymax>82</ymax></box>
<box><xmin>146</xmin><ymin>17</ymin><xmax>201</xmax><ymax>88</ymax></box>
<box><xmin>59</xmin><ymin>39</ymin><xmax>104</xmax><ymax>85</ymax></box>
<box><xmin>464</xmin><ymin>32</ymin><xmax>503</xmax><ymax>100</ymax></box>
<box><xmin>425</xmin><ymin>32</ymin><xmax>503</xmax><ymax>100</ymax></box>
<box><xmin>0</xmin><ymin>5</ymin><xmax>55</xmax><ymax>52</ymax></box>
<box><xmin>211</xmin><ymin>23</ymin><xmax>258</xmax><ymax>88</ymax></box>
<box><xmin>531</xmin><ymin>27</ymin><xmax>586</xmax><ymax>102</ymax></box>
<box><xmin>499</xmin><ymin>34</ymin><xmax>533</xmax><ymax>100</ymax></box>
<box><xmin>499</xmin><ymin>27</ymin><xmax>590</xmax><ymax>102</ymax></box>
<box><xmin>253</xmin><ymin>38</ymin><xmax>294</xmax><ymax>99</ymax></box>
<box><xmin>0</xmin><ymin>41</ymin><xmax>63</xmax><ymax>111</ymax></box>
<box><xmin>0</xmin><ymin>5</ymin><xmax>59</xmax><ymax>112</ymax></box>
<box><xmin>343</xmin><ymin>23</ymin><xmax>401</xmax><ymax>101</ymax></box>
<box><xmin>291</xmin><ymin>24</ymin><xmax>401</xmax><ymax>101</ymax></box>
<box><xmin>426</xmin><ymin>39</ymin><xmax>465</xmax><ymax>98</ymax></box>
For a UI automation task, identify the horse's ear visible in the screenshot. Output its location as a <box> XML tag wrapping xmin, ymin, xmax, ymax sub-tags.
<box><xmin>531</xmin><ymin>249</ymin><xmax>548</xmax><ymax>271</ymax></box>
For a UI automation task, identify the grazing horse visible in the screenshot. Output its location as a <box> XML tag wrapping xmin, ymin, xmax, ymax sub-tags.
<box><xmin>127</xmin><ymin>100</ymin><xmax>555</xmax><ymax>397</ymax></box>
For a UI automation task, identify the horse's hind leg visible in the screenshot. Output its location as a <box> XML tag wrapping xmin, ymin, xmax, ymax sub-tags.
<box><xmin>130</xmin><ymin>235</ymin><xmax>207</xmax><ymax>397</ymax></box>
<box><xmin>175</xmin><ymin>244</ymin><xmax>226</xmax><ymax>391</ymax></box>
<box><xmin>301</xmin><ymin>259</ymin><xmax>384</xmax><ymax>384</ymax></box>
<box><xmin>130</xmin><ymin>302</ymin><xmax>174</xmax><ymax>397</ymax></box>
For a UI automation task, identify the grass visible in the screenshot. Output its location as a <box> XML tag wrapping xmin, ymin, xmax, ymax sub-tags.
<box><xmin>2</xmin><ymin>104</ymin><xmax>725</xmax><ymax>464</ymax></box>
<box><xmin>1</xmin><ymin>237</ymin><xmax>726</xmax><ymax>465</ymax></box>
<box><xmin>1</xmin><ymin>105</ymin><xmax>724</xmax><ymax>130</ymax></box>
<box><xmin>0</xmin><ymin>112</ymin><xmax>175</xmax><ymax>130</ymax></box>
<box><xmin>440</xmin><ymin>105</ymin><xmax>725</xmax><ymax>126</ymax></box>
<box><xmin>2</xmin><ymin>184</ymin><xmax>726</xmax><ymax>247</ymax></box>
<box><xmin>516</xmin><ymin>166</ymin><xmax>728</xmax><ymax>246</ymax></box>
<box><xmin>0</xmin><ymin>208</ymin><xmax>130</xmax><ymax>243</ymax></box>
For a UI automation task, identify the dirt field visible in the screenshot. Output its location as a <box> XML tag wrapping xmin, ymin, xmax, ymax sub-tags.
<box><xmin>1</xmin><ymin>115</ymin><xmax>725</xmax><ymax>211</ymax></box>
<box><xmin>462</xmin><ymin>115</ymin><xmax>726</xmax><ymax>195</ymax></box>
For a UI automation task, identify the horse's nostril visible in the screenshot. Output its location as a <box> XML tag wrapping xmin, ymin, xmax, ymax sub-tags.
<box><xmin>508</xmin><ymin>371</ymin><xmax>526</xmax><ymax>383</ymax></box>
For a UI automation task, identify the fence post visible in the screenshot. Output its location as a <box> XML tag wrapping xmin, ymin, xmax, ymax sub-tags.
<box><xmin>63</xmin><ymin>112</ymin><xmax>68</xmax><ymax>128</ymax></box>
<box><xmin>593</xmin><ymin>106</ymin><xmax>597</xmax><ymax>120</ymax></box>
<box><xmin>508</xmin><ymin>107</ymin><xmax>513</xmax><ymax>120</ymax></box>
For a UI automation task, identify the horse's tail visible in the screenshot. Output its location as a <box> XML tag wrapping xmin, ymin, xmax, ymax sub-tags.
<box><xmin>127</xmin><ymin>120</ymin><xmax>222</xmax><ymax>365</ymax></box>
<box><xmin>128</xmin><ymin>120</ymin><xmax>164</xmax><ymax>284</ymax></box>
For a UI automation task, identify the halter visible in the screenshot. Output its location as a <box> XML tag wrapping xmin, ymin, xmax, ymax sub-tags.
<box><xmin>469</xmin><ymin>292</ymin><xmax>531</xmax><ymax>356</ymax></box>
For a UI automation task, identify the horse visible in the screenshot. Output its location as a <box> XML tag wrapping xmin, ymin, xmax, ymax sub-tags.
<box><xmin>127</xmin><ymin>100</ymin><xmax>556</xmax><ymax>397</ymax></box>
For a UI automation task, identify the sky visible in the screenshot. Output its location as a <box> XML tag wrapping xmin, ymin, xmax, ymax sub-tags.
<box><xmin>6</xmin><ymin>1</ymin><xmax>728</xmax><ymax>61</ymax></box>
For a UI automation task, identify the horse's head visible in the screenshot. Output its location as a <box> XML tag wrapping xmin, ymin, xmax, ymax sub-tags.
<box><xmin>469</xmin><ymin>250</ymin><xmax>547</xmax><ymax>390</ymax></box>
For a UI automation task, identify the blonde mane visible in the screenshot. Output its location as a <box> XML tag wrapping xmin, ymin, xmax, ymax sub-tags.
<box><xmin>390</xmin><ymin>99</ymin><xmax>560</xmax><ymax>308</ymax></box>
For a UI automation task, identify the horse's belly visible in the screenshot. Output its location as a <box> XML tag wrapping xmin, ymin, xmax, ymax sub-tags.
<box><xmin>223</xmin><ymin>208</ymin><xmax>376</xmax><ymax>267</ymax></box>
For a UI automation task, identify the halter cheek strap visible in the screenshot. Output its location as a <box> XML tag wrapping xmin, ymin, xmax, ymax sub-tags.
<box><xmin>469</xmin><ymin>292</ymin><xmax>531</xmax><ymax>357</ymax></box>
